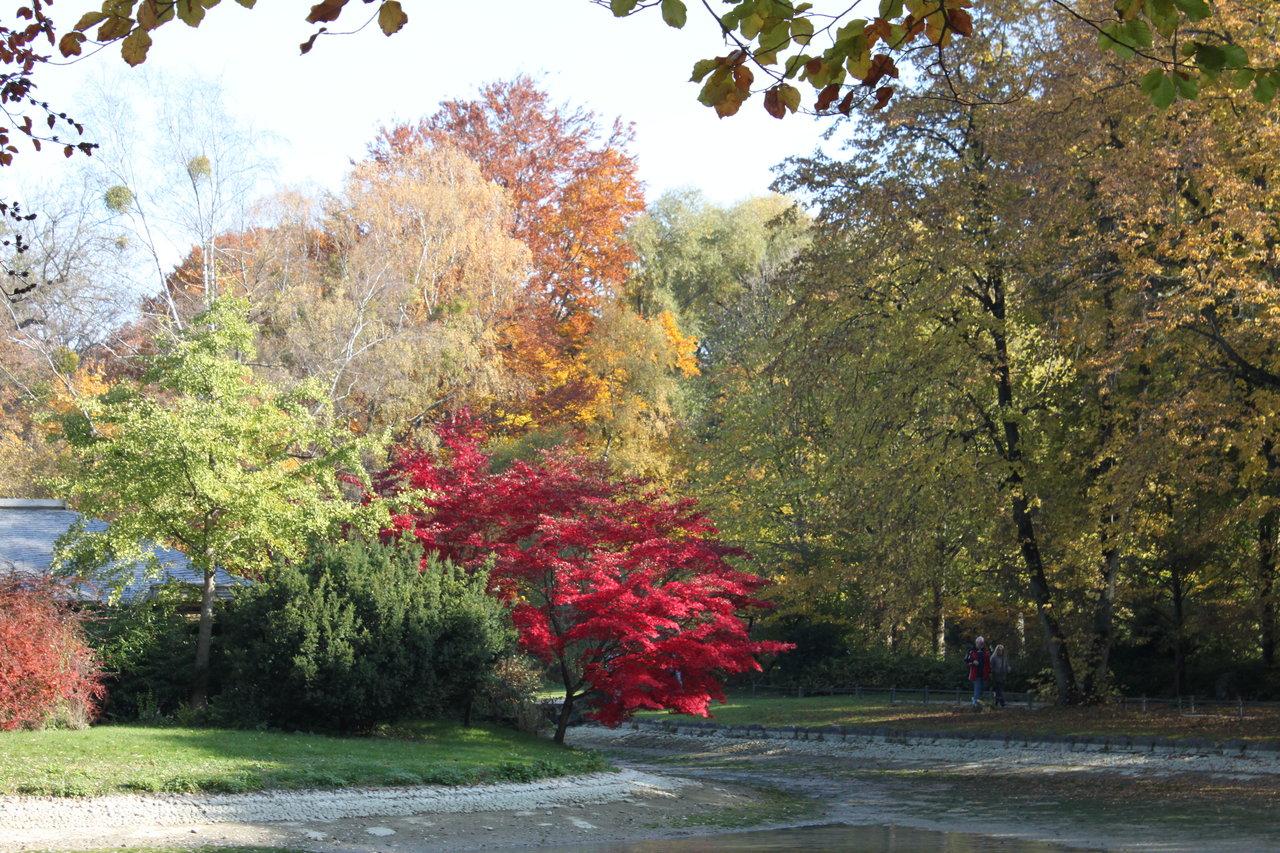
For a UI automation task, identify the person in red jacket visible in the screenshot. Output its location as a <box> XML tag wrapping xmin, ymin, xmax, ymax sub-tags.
<box><xmin>964</xmin><ymin>636</ymin><xmax>992</xmax><ymax>709</ymax></box>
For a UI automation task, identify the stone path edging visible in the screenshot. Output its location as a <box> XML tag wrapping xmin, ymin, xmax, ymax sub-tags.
<box><xmin>620</xmin><ymin>718</ymin><xmax>1280</xmax><ymax>758</ymax></box>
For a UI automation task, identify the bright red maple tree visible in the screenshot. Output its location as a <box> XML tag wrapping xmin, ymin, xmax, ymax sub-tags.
<box><xmin>374</xmin><ymin>414</ymin><xmax>788</xmax><ymax>742</ymax></box>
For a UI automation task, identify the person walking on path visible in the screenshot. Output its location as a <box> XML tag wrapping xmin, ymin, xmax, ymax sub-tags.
<box><xmin>990</xmin><ymin>643</ymin><xmax>1010</xmax><ymax>708</ymax></box>
<box><xmin>965</xmin><ymin>636</ymin><xmax>992</xmax><ymax>709</ymax></box>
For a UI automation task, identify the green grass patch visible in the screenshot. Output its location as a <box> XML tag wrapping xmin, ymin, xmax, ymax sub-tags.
<box><xmin>0</xmin><ymin>720</ymin><xmax>607</xmax><ymax>797</ymax></box>
<box><xmin>638</xmin><ymin>692</ymin><xmax>1280</xmax><ymax>745</ymax></box>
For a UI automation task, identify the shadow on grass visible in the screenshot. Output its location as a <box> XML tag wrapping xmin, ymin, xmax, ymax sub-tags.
<box><xmin>0</xmin><ymin>720</ymin><xmax>606</xmax><ymax>796</ymax></box>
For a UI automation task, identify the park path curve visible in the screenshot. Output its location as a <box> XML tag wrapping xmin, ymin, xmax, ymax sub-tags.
<box><xmin>0</xmin><ymin>768</ymin><xmax>686</xmax><ymax>849</ymax></box>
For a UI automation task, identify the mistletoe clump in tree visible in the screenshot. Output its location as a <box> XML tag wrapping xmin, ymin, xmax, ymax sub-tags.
<box><xmin>374</xmin><ymin>414</ymin><xmax>788</xmax><ymax>743</ymax></box>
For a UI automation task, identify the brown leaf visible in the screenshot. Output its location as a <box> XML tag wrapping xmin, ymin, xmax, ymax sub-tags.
<box><xmin>299</xmin><ymin>28</ymin><xmax>326</xmax><ymax>54</ymax></box>
<box><xmin>870</xmin><ymin>85</ymin><xmax>894</xmax><ymax>111</ymax></box>
<box><xmin>733</xmin><ymin>64</ymin><xmax>754</xmax><ymax>93</ymax></box>
<box><xmin>763</xmin><ymin>87</ymin><xmax>785</xmax><ymax>119</ymax></box>
<box><xmin>815</xmin><ymin>83</ymin><xmax>841</xmax><ymax>112</ymax></box>
<box><xmin>137</xmin><ymin>0</ymin><xmax>160</xmax><ymax>30</ymax></box>
<box><xmin>57</xmin><ymin>32</ymin><xmax>84</xmax><ymax>57</ymax></box>
<box><xmin>867</xmin><ymin>19</ymin><xmax>892</xmax><ymax>47</ymax></box>
<box><xmin>714</xmin><ymin>88</ymin><xmax>747</xmax><ymax>118</ymax></box>
<box><xmin>864</xmin><ymin>54</ymin><xmax>899</xmax><ymax>87</ymax></box>
<box><xmin>838</xmin><ymin>91</ymin><xmax>856</xmax><ymax>115</ymax></box>
<box><xmin>947</xmin><ymin>8</ymin><xmax>973</xmax><ymax>37</ymax></box>
<box><xmin>306</xmin><ymin>0</ymin><xmax>347</xmax><ymax>25</ymax></box>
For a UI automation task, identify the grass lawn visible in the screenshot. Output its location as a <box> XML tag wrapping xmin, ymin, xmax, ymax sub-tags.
<box><xmin>639</xmin><ymin>692</ymin><xmax>1280</xmax><ymax>746</ymax></box>
<box><xmin>0</xmin><ymin>720</ymin><xmax>606</xmax><ymax>797</ymax></box>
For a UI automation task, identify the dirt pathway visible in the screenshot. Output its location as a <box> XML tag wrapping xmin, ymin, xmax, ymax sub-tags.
<box><xmin>4</xmin><ymin>726</ymin><xmax>1278</xmax><ymax>852</ymax></box>
<box><xmin>0</xmin><ymin>769</ymin><xmax>814</xmax><ymax>853</ymax></box>
<box><xmin>566</xmin><ymin>726</ymin><xmax>1280</xmax><ymax>852</ymax></box>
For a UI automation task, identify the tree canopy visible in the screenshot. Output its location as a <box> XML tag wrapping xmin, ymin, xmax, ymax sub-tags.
<box><xmin>55</xmin><ymin>298</ymin><xmax>379</xmax><ymax>706</ymax></box>
<box><xmin>53</xmin><ymin>0</ymin><xmax>1280</xmax><ymax>117</ymax></box>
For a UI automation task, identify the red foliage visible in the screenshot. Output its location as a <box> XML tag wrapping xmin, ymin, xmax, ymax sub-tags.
<box><xmin>373</xmin><ymin>414</ymin><xmax>789</xmax><ymax>732</ymax></box>
<box><xmin>0</xmin><ymin>577</ymin><xmax>103</xmax><ymax>730</ymax></box>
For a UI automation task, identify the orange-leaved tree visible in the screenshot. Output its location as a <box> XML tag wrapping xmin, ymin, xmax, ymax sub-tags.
<box><xmin>377</xmin><ymin>77</ymin><xmax>643</xmax><ymax>321</ymax></box>
<box><xmin>373</xmin><ymin>78</ymin><xmax>647</xmax><ymax>433</ymax></box>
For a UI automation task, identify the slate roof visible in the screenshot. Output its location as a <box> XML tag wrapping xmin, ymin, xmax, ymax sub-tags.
<box><xmin>0</xmin><ymin>499</ymin><xmax>242</xmax><ymax>603</ymax></box>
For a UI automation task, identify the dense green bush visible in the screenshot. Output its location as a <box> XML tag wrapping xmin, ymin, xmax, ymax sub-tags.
<box><xmin>217</xmin><ymin>538</ymin><xmax>515</xmax><ymax>732</ymax></box>
<box><xmin>86</xmin><ymin>584</ymin><xmax>199</xmax><ymax>721</ymax></box>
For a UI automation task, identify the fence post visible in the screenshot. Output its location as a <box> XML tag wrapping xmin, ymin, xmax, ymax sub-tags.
<box><xmin>955</xmin><ymin>687</ymin><xmax>960</xmax><ymax>704</ymax></box>
<box><xmin>1141</xmin><ymin>696</ymin><xmax>1147</xmax><ymax>713</ymax></box>
<box><xmin>890</xmin><ymin>687</ymin><xmax>896</xmax><ymax>705</ymax></box>
<box><xmin>1190</xmin><ymin>695</ymin><xmax>1195</xmax><ymax>714</ymax></box>
<box><xmin>1239</xmin><ymin>698</ymin><xmax>1245</xmax><ymax>720</ymax></box>
<box><xmin>1027</xmin><ymin>691</ymin><xmax>1033</xmax><ymax>710</ymax></box>
<box><xmin>923</xmin><ymin>686</ymin><xmax>929</xmax><ymax>705</ymax></box>
<box><xmin>856</xmin><ymin>685</ymin><xmax>862</xmax><ymax>699</ymax></box>
<box><xmin>797</xmin><ymin>685</ymin><xmax>803</xmax><ymax>699</ymax></box>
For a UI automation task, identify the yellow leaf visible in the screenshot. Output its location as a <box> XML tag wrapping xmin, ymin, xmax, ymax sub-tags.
<box><xmin>378</xmin><ymin>0</ymin><xmax>407</xmax><ymax>35</ymax></box>
<box><xmin>121</xmin><ymin>29</ymin><xmax>153</xmax><ymax>66</ymax></box>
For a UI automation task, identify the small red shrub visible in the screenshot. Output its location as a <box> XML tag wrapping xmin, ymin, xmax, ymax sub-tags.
<box><xmin>0</xmin><ymin>577</ymin><xmax>104</xmax><ymax>730</ymax></box>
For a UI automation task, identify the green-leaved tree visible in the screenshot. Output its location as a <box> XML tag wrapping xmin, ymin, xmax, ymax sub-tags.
<box><xmin>55</xmin><ymin>297</ymin><xmax>381</xmax><ymax>708</ymax></box>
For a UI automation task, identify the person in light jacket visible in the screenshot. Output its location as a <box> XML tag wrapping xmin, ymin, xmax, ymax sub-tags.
<box><xmin>990</xmin><ymin>644</ymin><xmax>1010</xmax><ymax>708</ymax></box>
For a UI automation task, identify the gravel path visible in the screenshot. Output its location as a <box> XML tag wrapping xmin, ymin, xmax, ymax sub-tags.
<box><xmin>0</xmin><ymin>769</ymin><xmax>687</xmax><ymax>849</ymax></box>
<box><xmin>570</xmin><ymin>724</ymin><xmax>1280</xmax><ymax>779</ymax></box>
<box><xmin>567</xmin><ymin>726</ymin><xmax>1280</xmax><ymax>852</ymax></box>
<box><xmin>6</xmin><ymin>727</ymin><xmax>1277</xmax><ymax>852</ymax></box>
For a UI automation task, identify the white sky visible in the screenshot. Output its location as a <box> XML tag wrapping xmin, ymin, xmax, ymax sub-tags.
<box><xmin>7</xmin><ymin>0</ymin><xmax>842</xmax><ymax>207</ymax></box>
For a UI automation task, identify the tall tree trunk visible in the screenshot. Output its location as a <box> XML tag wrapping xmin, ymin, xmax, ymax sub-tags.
<box><xmin>930</xmin><ymin>576</ymin><xmax>946</xmax><ymax>658</ymax></box>
<box><xmin>1260</xmin><ymin>510</ymin><xmax>1278</xmax><ymax>668</ymax></box>
<box><xmin>190</xmin><ymin>563</ymin><xmax>217</xmax><ymax>709</ymax></box>
<box><xmin>1081</xmin><ymin>285</ymin><xmax>1120</xmax><ymax>702</ymax></box>
<box><xmin>1013</xmin><ymin>493</ymin><xmax>1079</xmax><ymax>703</ymax></box>
<box><xmin>989</xmin><ymin>274</ymin><xmax>1080</xmax><ymax>703</ymax></box>
<box><xmin>1170</xmin><ymin>564</ymin><xmax>1186</xmax><ymax>697</ymax></box>
<box><xmin>1082</xmin><ymin>542</ymin><xmax>1119</xmax><ymax>701</ymax></box>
